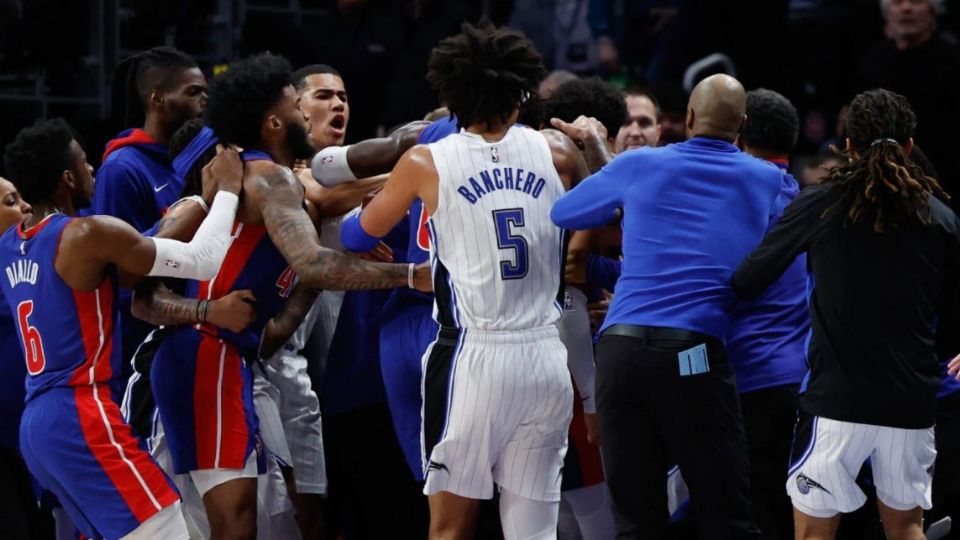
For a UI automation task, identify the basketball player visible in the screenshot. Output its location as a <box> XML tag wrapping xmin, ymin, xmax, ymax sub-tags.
<box><xmin>96</xmin><ymin>47</ymin><xmax>208</xmax><ymax>374</ymax></box>
<box><xmin>736</xmin><ymin>89</ymin><xmax>960</xmax><ymax>540</ymax></box>
<box><xmin>148</xmin><ymin>52</ymin><xmax>431</xmax><ymax>540</ymax></box>
<box><xmin>340</xmin><ymin>21</ymin><xmax>589</xmax><ymax>539</ymax></box>
<box><xmin>0</xmin><ymin>117</ymin><xmax>245</xmax><ymax>539</ymax></box>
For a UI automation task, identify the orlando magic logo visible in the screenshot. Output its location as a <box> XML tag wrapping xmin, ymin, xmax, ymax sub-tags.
<box><xmin>491</xmin><ymin>146</ymin><xmax>500</xmax><ymax>163</ymax></box>
<box><xmin>796</xmin><ymin>474</ymin><xmax>830</xmax><ymax>495</ymax></box>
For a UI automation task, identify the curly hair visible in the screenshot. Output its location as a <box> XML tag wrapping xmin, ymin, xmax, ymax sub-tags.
<box><xmin>742</xmin><ymin>88</ymin><xmax>798</xmax><ymax>155</ymax></box>
<box><xmin>542</xmin><ymin>77</ymin><xmax>627</xmax><ymax>138</ymax></box>
<box><xmin>427</xmin><ymin>20</ymin><xmax>547</xmax><ymax>130</ymax></box>
<box><xmin>111</xmin><ymin>46</ymin><xmax>198</xmax><ymax>127</ymax></box>
<box><xmin>205</xmin><ymin>52</ymin><xmax>293</xmax><ymax>149</ymax></box>
<box><xmin>824</xmin><ymin>89</ymin><xmax>948</xmax><ymax>232</ymax></box>
<box><xmin>169</xmin><ymin>118</ymin><xmax>217</xmax><ymax>198</ymax></box>
<box><xmin>3</xmin><ymin>118</ymin><xmax>76</xmax><ymax>204</ymax></box>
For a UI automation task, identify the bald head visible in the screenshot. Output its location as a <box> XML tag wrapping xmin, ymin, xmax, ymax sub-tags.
<box><xmin>686</xmin><ymin>74</ymin><xmax>746</xmax><ymax>141</ymax></box>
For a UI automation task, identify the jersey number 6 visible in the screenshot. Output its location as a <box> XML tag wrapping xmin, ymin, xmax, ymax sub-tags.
<box><xmin>493</xmin><ymin>208</ymin><xmax>529</xmax><ymax>280</ymax></box>
<box><xmin>17</xmin><ymin>300</ymin><xmax>46</xmax><ymax>375</ymax></box>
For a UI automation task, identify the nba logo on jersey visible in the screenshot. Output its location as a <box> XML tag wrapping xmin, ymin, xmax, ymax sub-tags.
<box><xmin>491</xmin><ymin>146</ymin><xmax>500</xmax><ymax>163</ymax></box>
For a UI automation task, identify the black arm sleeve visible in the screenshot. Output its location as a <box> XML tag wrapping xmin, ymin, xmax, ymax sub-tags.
<box><xmin>733</xmin><ymin>185</ymin><xmax>830</xmax><ymax>300</ymax></box>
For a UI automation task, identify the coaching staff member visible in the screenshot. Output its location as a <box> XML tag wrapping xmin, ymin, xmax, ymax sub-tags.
<box><xmin>551</xmin><ymin>74</ymin><xmax>779</xmax><ymax>539</ymax></box>
<box><xmin>735</xmin><ymin>89</ymin><xmax>960</xmax><ymax>540</ymax></box>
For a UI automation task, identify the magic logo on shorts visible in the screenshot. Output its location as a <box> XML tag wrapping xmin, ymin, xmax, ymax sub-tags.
<box><xmin>796</xmin><ymin>473</ymin><xmax>830</xmax><ymax>495</ymax></box>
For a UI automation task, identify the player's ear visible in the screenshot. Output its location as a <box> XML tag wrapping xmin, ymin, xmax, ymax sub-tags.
<box><xmin>61</xmin><ymin>168</ymin><xmax>77</xmax><ymax>192</ymax></box>
<box><xmin>265</xmin><ymin>113</ymin><xmax>283</xmax><ymax>133</ymax></box>
<box><xmin>685</xmin><ymin>108</ymin><xmax>695</xmax><ymax>132</ymax></box>
<box><xmin>148</xmin><ymin>88</ymin><xmax>163</xmax><ymax>110</ymax></box>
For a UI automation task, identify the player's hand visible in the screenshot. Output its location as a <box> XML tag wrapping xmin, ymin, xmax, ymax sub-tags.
<box><xmin>412</xmin><ymin>262</ymin><xmax>433</xmax><ymax>293</ymax></box>
<box><xmin>204</xmin><ymin>144</ymin><xmax>244</xmax><ymax>196</ymax></box>
<box><xmin>351</xmin><ymin>241</ymin><xmax>394</xmax><ymax>263</ymax></box>
<box><xmin>948</xmin><ymin>353</ymin><xmax>960</xmax><ymax>380</ymax></box>
<box><xmin>550</xmin><ymin>116</ymin><xmax>608</xmax><ymax>146</ymax></box>
<box><xmin>584</xmin><ymin>412</ymin><xmax>600</xmax><ymax>445</ymax></box>
<box><xmin>587</xmin><ymin>289</ymin><xmax>613</xmax><ymax>334</ymax></box>
<box><xmin>207</xmin><ymin>290</ymin><xmax>257</xmax><ymax>332</ymax></box>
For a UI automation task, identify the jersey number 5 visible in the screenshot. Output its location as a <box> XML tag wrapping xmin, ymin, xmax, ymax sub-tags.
<box><xmin>493</xmin><ymin>208</ymin><xmax>528</xmax><ymax>280</ymax></box>
<box><xmin>17</xmin><ymin>301</ymin><xmax>46</xmax><ymax>375</ymax></box>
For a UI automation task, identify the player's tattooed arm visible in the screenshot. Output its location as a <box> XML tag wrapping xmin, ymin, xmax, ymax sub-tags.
<box><xmin>548</xmin><ymin>116</ymin><xmax>614</xmax><ymax>173</ymax></box>
<box><xmin>541</xmin><ymin>128</ymin><xmax>590</xmax><ymax>191</ymax></box>
<box><xmin>346</xmin><ymin>120</ymin><xmax>430</xmax><ymax>178</ymax></box>
<box><xmin>131</xmin><ymin>279</ymin><xmax>257</xmax><ymax>333</ymax></box>
<box><xmin>252</xmin><ymin>165</ymin><xmax>431</xmax><ymax>291</ymax></box>
<box><xmin>260</xmin><ymin>284</ymin><xmax>320</xmax><ymax>359</ymax></box>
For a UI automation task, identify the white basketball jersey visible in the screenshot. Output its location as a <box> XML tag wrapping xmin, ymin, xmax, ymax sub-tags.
<box><xmin>426</xmin><ymin>125</ymin><xmax>565</xmax><ymax>330</ymax></box>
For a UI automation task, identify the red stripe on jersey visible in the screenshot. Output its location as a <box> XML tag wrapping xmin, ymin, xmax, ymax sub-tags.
<box><xmin>569</xmin><ymin>385</ymin><xmax>604</xmax><ymax>486</ymax></box>
<box><xmin>193</xmin><ymin>336</ymin><xmax>250</xmax><ymax>469</ymax></box>
<box><xmin>194</xmin><ymin>336</ymin><xmax>223</xmax><ymax>469</ymax></box>
<box><xmin>17</xmin><ymin>214</ymin><xmax>59</xmax><ymax>240</ymax></box>
<box><xmin>218</xmin><ymin>344</ymin><xmax>250</xmax><ymax>468</ymax></box>
<box><xmin>196</xmin><ymin>222</ymin><xmax>265</xmax><ymax>335</ymax></box>
<box><xmin>68</xmin><ymin>279</ymin><xmax>115</xmax><ymax>386</ymax></box>
<box><xmin>73</xmin><ymin>384</ymin><xmax>178</xmax><ymax>522</ymax></box>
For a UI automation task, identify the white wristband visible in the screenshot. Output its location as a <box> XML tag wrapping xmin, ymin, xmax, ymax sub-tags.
<box><xmin>407</xmin><ymin>263</ymin><xmax>416</xmax><ymax>289</ymax></box>
<box><xmin>311</xmin><ymin>145</ymin><xmax>357</xmax><ymax>188</ymax></box>
<box><xmin>185</xmin><ymin>195</ymin><xmax>209</xmax><ymax>214</ymax></box>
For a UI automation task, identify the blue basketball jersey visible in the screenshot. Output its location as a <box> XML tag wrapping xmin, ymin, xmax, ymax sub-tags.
<box><xmin>0</xmin><ymin>214</ymin><xmax>122</xmax><ymax>402</ymax></box>
<box><xmin>184</xmin><ymin>152</ymin><xmax>293</xmax><ymax>357</ymax></box>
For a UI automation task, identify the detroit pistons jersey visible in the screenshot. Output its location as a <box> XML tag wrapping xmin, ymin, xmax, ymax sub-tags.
<box><xmin>187</xmin><ymin>152</ymin><xmax>293</xmax><ymax>357</ymax></box>
<box><xmin>0</xmin><ymin>214</ymin><xmax>121</xmax><ymax>401</ymax></box>
<box><xmin>426</xmin><ymin>125</ymin><xmax>565</xmax><ymax>330</ymax></box>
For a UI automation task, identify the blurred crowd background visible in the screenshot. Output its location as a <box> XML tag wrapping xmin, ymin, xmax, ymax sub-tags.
<box><xmin>2</xmin><ymin>0</ymin><xmax>960</xmax><ymax>201</ymax></box>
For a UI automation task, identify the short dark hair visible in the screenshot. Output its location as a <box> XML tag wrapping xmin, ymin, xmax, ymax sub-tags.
<box><xmin>292</xmin><ymin>64</ymin><xmax>342</xmax><ymax>91</ymax></box>
<box><xmin>205</xmin><ymin>52</ymin><xmax>293</xmax><ymax>149</ymax></box>
<box><xmin>427</xmin><ymin>20</ymin><xmax>547</xmax><ymax>130</ymax></box>
<box><xmin>742</xmin><ymin>89</ymin><xmax>799</xmax><ymax>155</ymax></box>
<box><xmin>111</xmin><ymin>46</ymin><xmax>198</xmax><ymax>127</ymax></box>
<box><xmin>542</xmin><ymin>77</ymin><xmax>626</xmax><ymax>137</ymax></box>
<box><xmin>3</xmin><ymin>118</ymin><xmax>77</xmax><ymax>204</ymax></box>
<box><xmin>624</xmin><ymin>86</ymin><xmax>661</xmax><ymax>116</ymax></box>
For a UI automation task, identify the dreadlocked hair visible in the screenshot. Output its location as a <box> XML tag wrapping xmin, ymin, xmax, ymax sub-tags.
<box><xmin>824</xmin><ymin>89</ymin><xmax>948</xmax><ymax>233</ymax></box>
<box><xmin>111</xmin><ymin>47</ymin><xmax>197</xmax><ymax>127</ymax></box>
<box><xmin>427</xmin><ymin>20</ymin><xmax>547</xmax><ymax>130</ymax></box>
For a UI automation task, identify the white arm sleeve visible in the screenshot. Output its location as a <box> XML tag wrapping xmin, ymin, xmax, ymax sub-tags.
<box><xmin>556</xmin><ymin>287</ymin><xmax>597</xmax><ymax>413</ymax></box>
<box><xmin>147</xmin><ymin>191</ymin><xmax>239</xmax><ymax>281</ymax></box>
<box><xmin>310</xmin><ymin>145</ymin><xmax>357</xmax><ymax>187</ymax></box>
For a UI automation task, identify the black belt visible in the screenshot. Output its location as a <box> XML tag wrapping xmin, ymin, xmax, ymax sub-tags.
<box><xmin>602</xmin><ymin>324</ymin><xmax>717</xmax><ymax>346</ymax></box>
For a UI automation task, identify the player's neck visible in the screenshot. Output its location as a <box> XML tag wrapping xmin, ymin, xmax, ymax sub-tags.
<box><xmin>24</xmin><ymin>203</ymin><xmax>68</xmax><ymax>227</ymax></box>
<box><xmin>141</xmin><ymin>116</ymin><xmax>169</xmax><ymax>146</ymax></box>
<box><xmin>465</xmin><ymin>120</ymin><xmax>514</xmax><ymax>143</ymax></box>
<box><xmin>264</xmin><ymin>141</ymin><xmax>294</xmax><ymax>168</ymax></box>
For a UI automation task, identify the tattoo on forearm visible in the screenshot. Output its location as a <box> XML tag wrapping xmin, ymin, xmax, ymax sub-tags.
<box><xmin>258</xmin><ymin>168</ymin><xmax>410</xmax><ymax>290</ymax></box>
<box><xmin>582</xmin><ymin>135</ymin><xmax>614</xmax><ymax>173</ymax></box>
<box><xmin>132</xmin><ymin>280</ymin><xmax>197</xmax><ymax>325</ymax></box>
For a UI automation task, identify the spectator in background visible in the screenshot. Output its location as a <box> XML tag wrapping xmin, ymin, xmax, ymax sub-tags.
<box><xmin>587</xmin><ymin>0</ymin><xmax>683</xmax><ymax>79</ymax></box>
<box><xmin>615</xmin><ymin>88</ymin><xmax>662</xmax><ymax>152</ymax></box>
<box><xmin>855</xmin><ymin>0</ymin><xmax>960</xmax><ymax>209</ymax></box>
<box><xmin>731</xmin><ymin>88</ymin><xmax>809</xmax><ymax>540</ymax></box>
<box><xmin>508</xmin><ymin>0</ymin><xmax>598</xmax><ymax>73</ymax></box>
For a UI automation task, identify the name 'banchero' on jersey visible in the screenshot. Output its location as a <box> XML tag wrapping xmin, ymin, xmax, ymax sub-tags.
<box><xmin>425</xmin><ymin>125</ymin><xmax>566</xmax><ymax>331</ymax></box>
